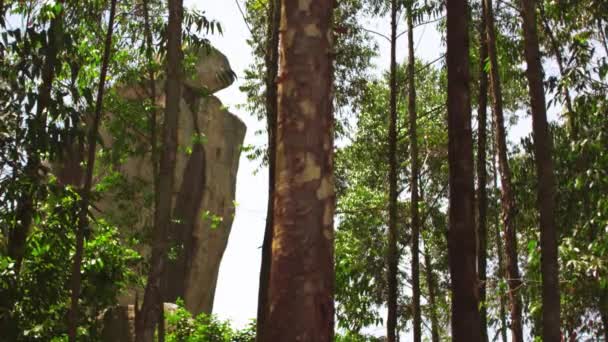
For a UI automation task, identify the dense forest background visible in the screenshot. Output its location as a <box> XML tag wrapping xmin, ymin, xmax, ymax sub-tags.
<box><xmin>0</xmin><ymin>0</ymin><xmax>607</xmax><ymax>341</ymax></box>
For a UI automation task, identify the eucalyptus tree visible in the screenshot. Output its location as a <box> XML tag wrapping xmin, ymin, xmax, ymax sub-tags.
<box><xmin>446</xmin><ymin>0</ymin><xmax>481</xmax><ymax>339</ymax></box>
<box><xmin>261</xmin><ymin>0</ymin><xmax>336</xmax><ymax>340</ymax></box>
<box><xmin>519</xmin><ymin>0</ymin><xmax>560</xmax><ymax>339</ymax></box>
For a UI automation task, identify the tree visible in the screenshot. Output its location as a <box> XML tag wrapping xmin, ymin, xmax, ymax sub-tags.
<box><xmin>446</xmin><ymin>0</ymin><xmax>481</xmax><ymax>339</ymax></box>
<box><xmin>476</xmin><ymin>6</ymin><xmax>489</xmax><ymax>341</ymax></box>
<box><xmin>520</xmin><ymin>0</ymin><xmax>561</xmax><ymax>339</ymax></box>
<box><xmin>256</xmin><ymin>0</ymin><xmax>280</xmax><ymax>339</ymax></box>
<box><xmin>67</xmin><ymin>0</ymin><xmax>118</xmax><ymax>339</ymax></box>
<box><xmin>136</xmin><ymin>0</ymin><xmax>184</xmax><ymax>339</ymax></box>
<box><xmin>261</xmin><ymin>0</ymin><xmax>336</xmax><ymax>340</ymax></box>
<box><xmin>386</xmin><ymin>0</ymin><xmax>399</xmax><ymax>340</ymax></box>
<box><xmin>406</xmin><ymin>1</ymin><xmax>421</xmax><ymax>341</ymax></box>
<box><xmin>483</xmin><ymin>0</ymin><xmax>524</xmax><ymax>339</ymax></box>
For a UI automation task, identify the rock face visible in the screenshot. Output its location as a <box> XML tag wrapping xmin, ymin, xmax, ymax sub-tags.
<box><xmin>56</xmin><ymin>46</ymin><xmax>246</xmax><ymax>316</ymax></box>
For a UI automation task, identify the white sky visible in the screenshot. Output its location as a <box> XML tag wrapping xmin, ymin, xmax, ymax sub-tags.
<box><xmin>187</xmin><ymin>0</ymin><xmax>556</xmax><ymax>336</ymax></box>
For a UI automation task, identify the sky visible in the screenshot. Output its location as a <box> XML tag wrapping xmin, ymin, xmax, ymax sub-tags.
<box><xmin>185</xmin><ymin>0</ymin><xmax>557</xmax><ymax>334</ymax></box>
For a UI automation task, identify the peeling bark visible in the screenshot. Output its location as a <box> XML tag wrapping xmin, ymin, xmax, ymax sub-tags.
<box><xmin>446</xmin><ymin>0</ymin><xmax>482</xmax><ymax>339</ymax></box>
<box><xmin>262</xmin><ymin>1</ymin><xmax>335</xmax><ymax>341</ymax></box>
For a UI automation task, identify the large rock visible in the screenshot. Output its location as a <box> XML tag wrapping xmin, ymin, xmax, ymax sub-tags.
<box><xmin>55</xmin><ymin>47</ymin><xmax>246</xmax><ymax>316</ymax></box>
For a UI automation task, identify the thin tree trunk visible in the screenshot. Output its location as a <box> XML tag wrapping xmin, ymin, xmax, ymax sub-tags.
<box><xmin>406</xmin><ymin>3</ymin><xmax>421</xmax><ymax>341</ymax></box>
<box><xmin>9</xmin><ymin>3</ymin><xmax>63</xmax><ymax>272</ymax></box>
<box><xmin>67</xmin><ymin>0</ymin><xmax>117</xmax><ymax>339</ymax></box>
<box><xmin>520</xmin><ymin>0</ymin><xmax>561</xmax><ymax>340</ymax></box>
<box><xmin>421</xmin><ymin>198</ymin><xmax>440</xmax><ymax>342</ymax></box>
<box><xmin>477</xmin><ymin>8</ymin><xmax>490</xmax><ymax>342</ymax></box>
<box><xmin>261</xmin><ymin>1</ymin><xmax>335</xmax><ymax>341</ymax></box>
<box><xmin>491</xmin><ymin>125</ymin><xmax>508</xmax><ymax>342</ymax></box>
<box><xmin>483</xmin><ymin>0</ymin><xmax>524</xmax><ymax>339</ymax></box>
<box><xmin>538</xmin><ymin>5</ymin><xmax>575</xmax><ymax>138</ymax></box>
<box><xmin>136</xmin><ymin>0</ymin><xmax>183</xmax><ymax>339</ymax></box>
<box><xmin>600</xmin><ymin>289</ymin><xmax>608</xmax><ymax>342</ymax></box>
<box><xmin>141</xmin><ymin>0</ymin><xmax>164</xmax><ymax>338</ymax></box>
<box><xmin>256</xmin><ymin>0</ymin><xmax>280</xmax><ymax>339</ymax></box>
<box><xmin>446</xmin><ymin>0</ymin><xmax>481</xmax><ymax>340</ymax></box>
<box><xmin>387</xmin><ymin>0</ymin><xmax>399</xmax><ymax>340</ymax></box>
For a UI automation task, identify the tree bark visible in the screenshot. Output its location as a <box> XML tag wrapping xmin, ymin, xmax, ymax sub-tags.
<box><xmin>600</xmin><ymin>289</ymin><xmax>608</xmax><ymax>342</ymax></box>
<box><xmin>520</xmin><ymin>0</ymin><xmax>561</xmax><ymax>340</ymax></box>
<box><xmin>446</xmin><ymin>0</ymin><xmax>482</xmax><ymax>340</ymax></box>
<box><xmin>476</xmin><ymin>9</ymin><xmax>490</xmax><ymax>342</ymax></box>
<box><xmin>483</xmin><ymin>0</ymin><xmax>524</xmax><ymax>339</ymax></box>
<box><xmin>386</xmin><ymin>0</ymin><xmax>399</xmax><ymax>340</ymax></box>
<box><xmin>256</xmin><ymin>0</ymin><xmax>280</xmax><ymax>339</ymax></box>
<box><xmin>261</xmin><ymin>1</ymin><xmax>335</xmax><ymax>341</ymax></box>
<box><xmin>136</xmin><ymin>0</ymin><xmax>183</xmax><ymax>340</ymax></box>
<box><xmin>406</xmin><ymin>3</ymin><xmax>421</xmax><ymax>341</ymax></box>
<box><xmin>67</xmin><ymin>0</ymin><xmax>117</xmax><ymax>339</ymax></box>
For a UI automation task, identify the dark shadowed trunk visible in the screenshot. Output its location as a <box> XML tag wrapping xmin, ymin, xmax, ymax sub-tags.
<box><xmin>67</xmin><ymin>0</ymin><xmax>117</xmax><ymax>340</ymax></box>
<box><xmin>483</xmin><ymin>0</ymin><xmax>524</xmax><ymax>339</ymax></box>
<box><xmin>477</xmin><ymin>8</ymin><xmax>489</xmax><ymax>341</ymax></box>
<box><xmin>446</xmin><ymin>0</ymin><xmax>481</xmax><ymax>340</ymax></box>
<box><xmin>520</xmin><ymin>0</ymin><xmax>561</xmax><ymax>340</ymax></box>
<box><xmin>421</xmin><ymin>202</ymin><xmax>440</xmax><ymax>342</ymax></box>
<box><xmin>256</xmin><ymin>0</ymin><xmax>280</xmax><ymax>339</ymax></box>
<box><xmin>406</xmin><ymin>2</ymin><xmax>421</xmax><ymax>341</ymax></box>
<box><xmin>9</xmin><ymin>3</ymin><xmax>63</xmax><ymax>272</ymax></box>
<box><xmin>600</xmin><ymin>289</ymin><xmax>608</xmax><ymax>342</ymax></box>
<box><xmin>386</xmin><ymin>0</ymin><xmax>399</xmax><ymax>340</ymax></box>
<box><xmin>261</xmin><ymin>0</ymin><xmax>335</xmax><ymax>341</ymax></box>
<box><xmin>136</xmin><ymin>0</ymin><xmax>183</xmax><ymax>340</ymax></box>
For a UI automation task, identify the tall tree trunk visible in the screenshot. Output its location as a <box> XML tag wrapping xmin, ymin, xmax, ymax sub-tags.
<box><xmin>386</xmin><ymin>0</ymin><xmax>399</xmax><ymax>340</ymax></box>
<box><xmin>256</xmin><ymin>0</ymin><xmax>280</xmax><ymax>339</ymax></box>
<box><xmin>446</xmin><ymin>0</ymin><xmax>481</xmax><ymax>340</ymax></box>
<box><xmin>477</xmin><ymin>9</ymin><xmax>490</xmax><ymax>342</ymax></box>
<box><xmin>406</xmin><ymin>3</ymin><xmax>421</xmax><ymax>341</ymax></box>
<box><xmin>136</xmin><ymin>0</ymin><xmax>183</xmax><ymax>340</ymax></box>
<box><xmin>67</xmin><ymin>0</ymin><xmax>117</xmax><ymax>339</ymax></box>
<box><xmin>9</xmin><ymin>3</ymin><xmax>63</xmax><ymax>272</ymax></box>
<box><xmin>491</xmin><ymin>126</ymin><xmax>508</xmax><ymax>342</ymax></box>
<box><xmin>538</xmin><ymin>5</ymin><xmax>575</xmax><ymax>138</ymax></box>
<box><xmin>141</xmin><ymin>0</ymin><xmax>164</xmax><ymax>337</ymax></box>
<box><xmin>483</xmin><ymin>0</ymin><xmax>524</xmax><ymax>339</ymax></box>
<box><xmin>261</xmin><ymin>1</ymin><xmax>335</xmax><ymax>341</ymax></box>
<box><xmin>520</xmin><ymin>0</ymin><xmax>561</xmax><ymax>340</ymax></box>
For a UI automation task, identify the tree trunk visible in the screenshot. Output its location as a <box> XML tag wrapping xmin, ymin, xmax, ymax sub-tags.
<box><xmin>491</xmin><ymin>126</ymin><xmax>508</xmax><ymax>342</ymax></box>
<box><xmin>476</xmin><ymin>8</ymin><xmax>490</xmax><ymax>342</ymax></box>
<box><xmin>136</xmin><ymin>0</ymin><xmax>183</xmax><ymax>340</ymax></box>
<box><xmin>9</xmin><ymin>3</ymin><xmax>63</xmax><ymax>273</ymax></box>
<box><xmin>483</xmin><ymin>0</ymin><xmax>524</xmax><ymax>339</ymax></box>
<box><xmin>446</xmin><ymin>0</ymin><xmax>481</xmax><ymax>340</ymax></box>
<box><xmin>256</xmin><ymin>0</ymin><xmax>280</xmax><ymax>339</ymax></box>
<box><xmin>67</xmin><ymin>0</ymin><xmax>117</xmax><ymax>339</ymax></box>
<box><xmin>600</xmin><ymin>289</ymin><xmax>608</xmax><ymax>342</ymax></box>
<box><xmin>386</xmin><ymin>0</ymin><xmax>399</xmax><ymax>340</ymax></box>
<box><xmin>520</xmin><ymin>0</ymin><xmax>561</xmax><ymax>340</ymax></box>
<box><xmin>261</xmin><ymin>1</ymin><xmax>335</xmax><ymax>341</ymax></box>
<box><xmin>423</xmin><ymin>233</ymin><xmax>440</xmax><ymax>342</ymax></box>
<box><xmin>406</xmin><ymin>3</ymin><xmax>421</xmax><ymax>342</ymax></box>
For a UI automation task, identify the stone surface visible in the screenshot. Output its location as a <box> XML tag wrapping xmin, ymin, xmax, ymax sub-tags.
<box><xmin>54</xmin><ymin>47</ymin><xmax>246</xmax><ymax>316</ymax></box>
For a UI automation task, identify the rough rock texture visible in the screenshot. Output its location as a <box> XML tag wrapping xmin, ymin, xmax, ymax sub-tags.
<box><xmin>55</xmin><ymin>47</ymin><xmax>246</xmax><ymax>316</ymax></box>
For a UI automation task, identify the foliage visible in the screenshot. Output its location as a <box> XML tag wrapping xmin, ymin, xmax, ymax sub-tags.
<box><xmin>165</xmin><ymin>300</ymin><xmax>256</xmax><ymax>342</ymax></box>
